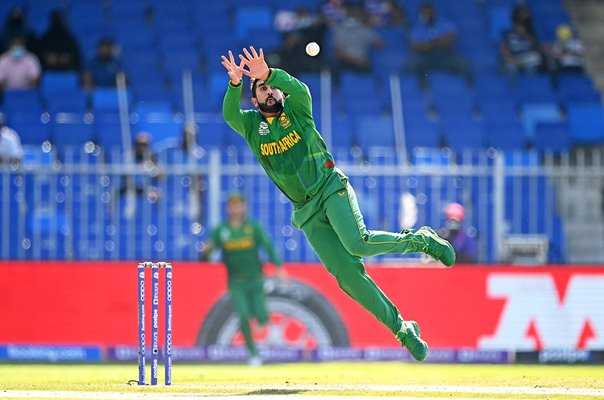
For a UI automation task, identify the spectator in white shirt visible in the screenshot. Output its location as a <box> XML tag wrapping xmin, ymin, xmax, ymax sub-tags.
<box><xmin>0</xmin><ymin>114</ymin><xmax>24</xmax><ymax>164</ymax></box>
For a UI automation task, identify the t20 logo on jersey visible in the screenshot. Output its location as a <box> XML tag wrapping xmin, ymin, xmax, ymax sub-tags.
<box><xmin>258</xmin><ymin>121</ymin><xmax>270</xmax><ymax>135</ymax></box>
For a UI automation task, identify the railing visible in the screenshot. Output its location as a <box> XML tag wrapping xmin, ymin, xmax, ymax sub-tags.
<box><xmin>3</xmin><ymin>144</ymin><xmax>600</xmax><ymax>264</ymax></box>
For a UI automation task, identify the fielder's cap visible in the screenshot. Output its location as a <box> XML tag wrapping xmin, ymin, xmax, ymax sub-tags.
<box><xmin>227</xmin><ymin>192</ymin><xmax>245</xmax><ymax>203</ymax></box>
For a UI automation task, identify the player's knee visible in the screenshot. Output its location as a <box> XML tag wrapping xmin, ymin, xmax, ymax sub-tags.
<box><xmin>341</xmin><ymin>235</ymin><xmax>372</xmax><ymax>257</ymax></box>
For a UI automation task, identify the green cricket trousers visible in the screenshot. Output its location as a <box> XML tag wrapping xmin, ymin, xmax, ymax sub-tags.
<box><xmin>292</xmin><ymin>169</ymin><xmax>430</xmax><ymax>336</ymax></box>
<box><xmin>229</xmin><ymin>278</ymin><xmax>268</xmax><ymax>356</ymax></box>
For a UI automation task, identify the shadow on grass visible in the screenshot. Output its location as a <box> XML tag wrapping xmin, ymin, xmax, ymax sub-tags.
<box><xmin>242</xmin><ymin>389</ymin><xmax>307</xmax><ymax>396</ymax></box>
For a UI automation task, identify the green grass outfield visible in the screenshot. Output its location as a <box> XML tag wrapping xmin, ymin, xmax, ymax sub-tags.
<box><xmin>0</xmin><ymin>363</ymin><xmax>603</xmax><ymax>399</ymax></box>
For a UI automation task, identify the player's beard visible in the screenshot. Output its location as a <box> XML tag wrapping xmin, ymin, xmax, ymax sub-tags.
<box><xmin>258</xmin><ymin>96</ymin><xmax>283</xmax><ymax>113</ymax></box>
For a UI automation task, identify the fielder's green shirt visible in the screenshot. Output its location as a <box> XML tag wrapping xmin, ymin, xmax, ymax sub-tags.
<box><xmin>223</xmin><ymin>68</ymin><xmax>336</xmax><ymax>206</ymax></box>
<box><xmin>211</xmin><ymin>219</ymin><xmax>281</xmax><ymax>282</ymax></box>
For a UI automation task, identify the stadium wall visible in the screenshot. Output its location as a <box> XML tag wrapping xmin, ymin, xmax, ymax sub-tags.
<box><xmin>1</xmin><ymin>261</ymin><xmax>603</xmax><ymax>360</ymax></box>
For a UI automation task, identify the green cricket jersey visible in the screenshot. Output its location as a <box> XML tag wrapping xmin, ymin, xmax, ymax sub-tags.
<box><xmin>211</xmin><ymin>219</ymin><xmax>281</xmax><ymax>282</ymax></box>
<box><xmin>223</xmin><ymin>68</ymin><xmax>336</xmax><ymax>206</ymax></box>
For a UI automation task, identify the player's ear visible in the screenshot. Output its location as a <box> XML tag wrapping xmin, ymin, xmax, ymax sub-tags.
<box><xmin>251</xmin><ymin>98</ymin><xmax>258</xmax><ymax>107</ymax></box>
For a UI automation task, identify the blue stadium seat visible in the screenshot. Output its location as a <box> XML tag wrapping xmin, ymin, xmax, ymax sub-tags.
<box><xmin>440</xmin><ymin>115</ymin><xmax>484</xmax><ymax>149</ymax></box>
<box><xmin>513</xmin><ymin>75</ymin><xmax>556</xmax><ymax>104</ymax></box>
<box><xmin>485</xmin><ymin>121</ymin><xmax>527</xmax><ymax>150</ymax></box>
<box><xmin>521</xmin><ymin>103</ymin><xmax>563</xmax><ymax>143</ymax></box>
<box><xmin>355</xmin><ymin>115</ymin><xmax>396</xmax><ymax>150</ymax></box>
<box><xmin>94</xmin><ymin>111</ymin><xmax>127</xmax><ymax>155</ymax></box>
<box><xmin>51</xmin><ymin>116</ymin><xmax>95</xmax><ymax>149</ymax></box>
<box><xmin>534</xmin><ymin>121</ymin><xmax>571</xmax><ymax>154</ymax></box>
<box><xmin>161</xmin><ymin>49</ymin><xmax>202</xmax><ymax>75</ymax></box>
<box><xmin>197</xmin><ymin>121</ymin><xmax>230</xmax><ymax>149</ymax></box>
<box><xmin>91</xmin><ymin>88</ymin><xmax>132</xmax><ymax>113</ymax></box>
<box><xmin>474</xmin><ymin>74</ymin><xmax>515</xmax><ymax>102</ymax></box>
<box><xmin>4</xmin><ymin>111</ymin><xmax>51</xmax><ymax>145</ymax></box>
<box><xmin>46</xmin><ymin>90</ymin><xmax>89</xmax><ymax>114</ymax></box>
<box><xmin>133</xmin><ymin>114</ymin><xmax>184</xmax><ymax>151</ymax></box>
<box><xmin>488</xmin><ymin>5</ymin><xmax>512</xmax><ymax>41</ymax></box>
<box><xmin>40</xmin><ymin>72</ymin><xmax>80</xmax><ymax>99</ymax></box>
<box><xmin>556</xmin><ymin>74</ymin><xmax>601</xmax><ymax>104</ymax></box>
<box><xmin>330</xmin><ymin>114</ymin><xmax>356</xmax><ymax>152</ymax></box>
<box><xmin>404</xmin><ymin>120</ymin><xmax>441</xmax><ymax>150</ymax></box>
<box><xmin>2</xmin><ymin>90</ymin><xmax>43</xmax><ymax>114</ymax></box>
<box><xmin>234</xmin><ymin>7</ymin><xmax>273</xmax><ymax>39</ymax></box>
<box><xmin>567</xmin><ymin>103</ymin><xmax>604</xmax><ymax>144</ymax></box>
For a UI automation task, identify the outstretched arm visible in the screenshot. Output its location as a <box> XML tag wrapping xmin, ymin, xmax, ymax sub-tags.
<box><xmin>238</xmin><ymin>47</ymin><xmax>271</xmax><ymax>81</ymax></box>
<box><xmin>221</xmin><ymin>50</ymin><xmax>244</xmax><ymax>85</ymax></box>
<box><xmin>221</xmin><ymin>50</ymin><xmax>253</xmax><ymax>137</ymax></box>
<box><xmin>238</xmin><ymin>46</ymin><xmax>312</xmax><ymax>112</ymax></box>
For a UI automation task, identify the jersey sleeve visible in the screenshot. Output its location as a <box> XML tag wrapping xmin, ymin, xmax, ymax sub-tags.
<box><xmin>222</xmin><ymin>82</ymin><xmax>254</xmax><ymax>139</ymax></box>
<box><xmin>254</xmin><ymin>222</ymin><xmax>282</xmax><ymax>267</ymax></box>
<box><xmin>210</xmin><ymin>226</ymin><xmax>222</xmax><ymax>248</ymax></box>
<box><xmin>265</xmin><ymin>68</ymin><xmax>312</xmax><ymax>116</ymax></box>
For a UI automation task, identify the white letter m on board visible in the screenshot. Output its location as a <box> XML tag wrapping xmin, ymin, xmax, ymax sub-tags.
<box><xmin>478</xmin><ymin>274</ymin><xmax>604</xmax><ymax>350</ymax></box>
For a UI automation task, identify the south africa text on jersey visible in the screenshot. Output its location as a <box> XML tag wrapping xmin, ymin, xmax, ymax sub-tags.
<box><xmin>260</xmin><ymin>130</ymin><xmax>302</xmax><ymax>156</ymax></box>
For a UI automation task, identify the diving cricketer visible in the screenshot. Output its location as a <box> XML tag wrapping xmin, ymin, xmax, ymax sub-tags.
<box><xmin>221</xmin><ymin>46</ymin><xmax>455</xmax><ymax>362</ymax></box>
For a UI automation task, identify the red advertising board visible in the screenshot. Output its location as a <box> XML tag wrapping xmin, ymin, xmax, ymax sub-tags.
<box><xmin>1</xmin><ymin>262</ymin><xmax>602</xmax><ymax>350</ymax></box>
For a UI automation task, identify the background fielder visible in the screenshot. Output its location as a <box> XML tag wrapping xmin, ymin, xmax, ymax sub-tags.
<box><xmin>201</xmin><ymin>192</ymin><xmax>284</xmax><ymax>366</ymax></box>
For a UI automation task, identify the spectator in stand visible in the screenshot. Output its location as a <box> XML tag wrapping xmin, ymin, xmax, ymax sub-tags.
<box><xmin>404</xmin><ymin>2</ymin><xmax>472</xmax><ymax>89</ymax></box>
<box><xmin>0</xmin><ymin>6</ymin><xmax>37</xmax><ymax>53</ymax></box>
<box><xmin>0</xmin><ymin>36</ymin><xmax>41</xmax><ymax>91</ymax></box>
<box><xmin>546</xmin><ymin>24</ymin><xmax>585</xmax><ymax>75</ymax></box>
<box><xmin>37</xmin><ymin>9</ymin><xmax>82</xmax><ymax>72</ymax></box>
<box><xmin>268</xmin><ymin>31</ymin><xmax>323</xmax><ymax>76</ymax></box>
<box><xmin>118</xmin><ymin>131</ymin><xmax>161</xmax><ymax>218</ymax></box>
<box><xmin>332</xmin><ymin>4</ymin><xmax>384</xmax><ymax>76</ymax></box>
<box><xmin>270</xmin><ymin>7</ymin><xmax>325</xmax><ymax>75</ymax></box>
<box><xmin>0</xmin><ymin>113</ymin><xmax>24</xmax><ymax>164</ymax></box>
<box><xmin>437</xmin><ymin>202</ymin><xmax>478</xmax><ymax>264</ymax></box>
<box><xmin>500</xmin><ymin>5</ymin><xmax>545</xmax><ymax>81</ymax></box>
<box><xmin>321</xmin><ymin>0</ymin><xmax>347</xmax><ymax>27</ymax></box>
<box><xmin>82</xmin><ymin>37</ymin><xmax>124</xmax><ymax>90</ymax></box>
<box><xmin>364</xmin><ymin>0</ymin><xmax>407</xmax><ymax>28</ymax></box>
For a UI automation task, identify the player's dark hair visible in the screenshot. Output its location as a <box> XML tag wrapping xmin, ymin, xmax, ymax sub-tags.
<box><xmin>250</xmin><ymin>78</ymin><xmax>259</xmax><ymax>98</ymax></box>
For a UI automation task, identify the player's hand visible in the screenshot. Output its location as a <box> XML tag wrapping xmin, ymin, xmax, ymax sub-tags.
<box><xmin>221</xmin><ymin>50</ymin><xmax>244</xmax><ymax>85</ymax></box>
<box><xmin>238</xmin><ymin>46</ymin><xmax>270</xmax><ymax>81</ymax></box>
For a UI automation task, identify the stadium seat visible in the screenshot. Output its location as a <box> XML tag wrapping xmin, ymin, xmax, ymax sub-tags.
<box><xmin>534</xmin><ymin>122</ymin><xmax>571</xmax><ymax>154</ymax></box>
<box><xmin>51</xmin><ymin>116</ymin><xmax>95</xmax><ymax>149</ymax></box>
<box><xmin>485</xmin><ymin>121</ymin><xmax>527</xmax><ymax>150</ymax></box>
<box><xmin>355</xmin><ymin>115</ymin><xmax>396</xmax><ymax>151</ymax></box>
<box><xmin>513</xmin><ymin>75</ymin><xmax>557</xmax><ymax>104</ymax></box>
<box><xmin>91</xmin><ymin>88</ymin><xmax>132</xmax><ymax>113</ymax></box>
<box><xmin>404</xmin><ymin>120</ymin><xmax>442</xmax><ymax>150</ymax></box>
<box><xmin>567</xmin><ymin>103</ymin><xmax>604</xmax><ymax>144</ymax></box>
<box><xmin>520</xmin><ymin>103</ymin><xmax>563</xmax><ymax>143</ymax></box>
<box><xmin>234</xmin><ymin>7</ymin><xmax>272</xmax><ymax>39</ymax></box>
<box><xmin>94</xmin><ymin>111</ymin><xmax>128</xmax><ymax>156</ymax></box>
<box><xmin>556</xmin><ymin>74</ymin><xmax>601</xmax><ymax>104</ymax></box>
<box><xmin>440</xmin><ymin>115</ymin><xmax>484</xmax><ymax>149</ymax></box>
<box><xmin>40</xmin><ymin>72</ymin><xmax>80</xmax><ymax>99</ymax></box>
<box><xmin>4</xmin><ymin>111</ymin><xmax>51</xmax><ymax>145</ymax></box>
<box><xmin>133</xmin><ymin>115</ymin><xmax>184</xmax><ymax>152</ymax></box>
<box><xmin>488</xmin><ymin>5</ymin><xmax>512</xmax><ymax>41</ymax></box>
<box><xmin>46</xmin><ymin>90</ymin><xmax>89</xmax><ymax>114</ymax></box>
<box><xmin>2</xmin><ymin>90</ymin><xmax>43</xmax><ymax>114</ymax></box>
